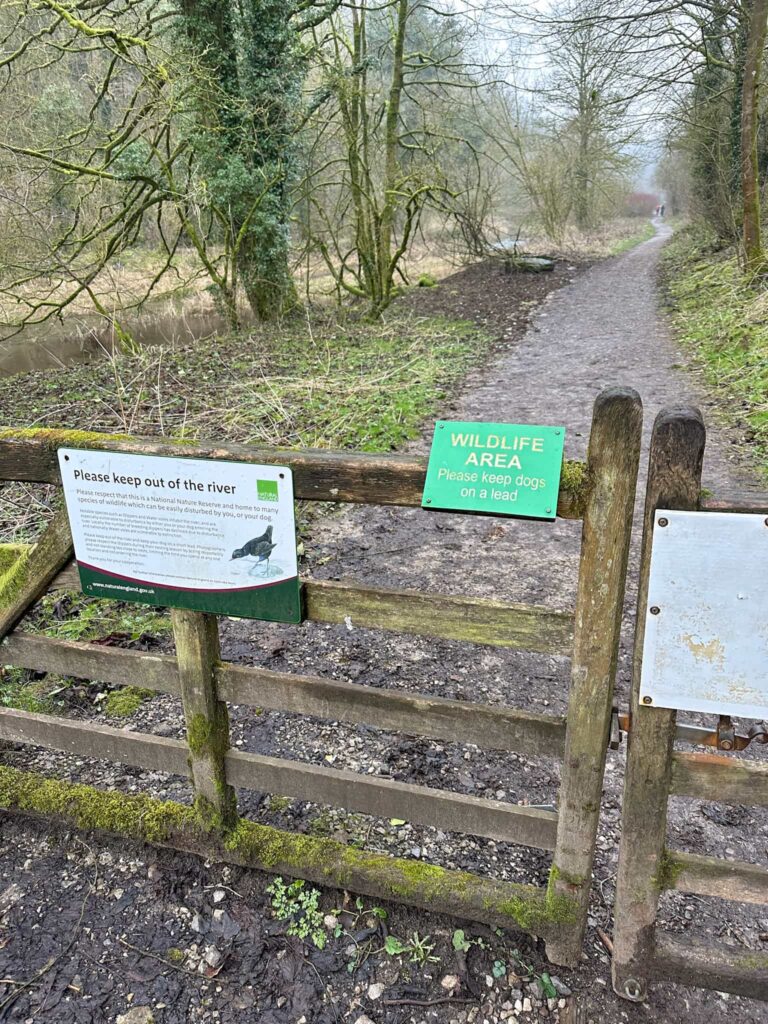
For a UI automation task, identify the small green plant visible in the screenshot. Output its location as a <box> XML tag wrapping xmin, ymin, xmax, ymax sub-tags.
<box><xmin>540</xmin><ymin>972</ymin><xmax>557</xmax><ymax>999</ymax></box>
<box><xmin>384</xmin><ymin>931</ymin><xmax>439</xmax><ymax>966</ymax></box>
<box><xmin>332</xmin><ymin>897</ymin><xmax>388</xmax><ymax>972</ymax></box>
<box><xmin>417</xmin><ymin>273</ymin><xmax>437</xmax><ymax>287</ymax></box>
<box><xmin>492</xmin><ymin>959</ymin><xmax>507</xmax><ymax>979</ymax></box>
<box><xmin>267</xmin><ymin>877</ymin><xmax>326</xmax><ymax>949</ymax></box>
<box><xmin>451</xmin><ymin>928</ymin><xmax>487</xmax><ymax>953</ymax></box>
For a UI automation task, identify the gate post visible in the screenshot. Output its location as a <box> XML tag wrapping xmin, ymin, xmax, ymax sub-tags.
<box><xmin>611</xmin><ymin>407</ymin><xmax>705</xmax><ymax>1001</ymax></box>
<box><xmin>172</xmin><ymin>609</ymin><xmax>238</xmax><ymax>832</ymax></box>
<box><xmin>546</xmin><ymin>387</ymin><xmax>642</xmax><ymax>967</ymax></box>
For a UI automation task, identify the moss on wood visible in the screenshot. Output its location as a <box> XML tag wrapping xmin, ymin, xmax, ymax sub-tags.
<box><xmin>0</xmin><ymin>766</ymin><xmax>577</xmax><ymax>939</ymax></box>
<box><xmin>558</xmin><ymin>459</ymin><xmax>588</xmax><ymax>516</ymax></box>
<box><xmin>0</xmin><ymin>549</ymin><xmax>30</xmax><ymax>610</ymax></box>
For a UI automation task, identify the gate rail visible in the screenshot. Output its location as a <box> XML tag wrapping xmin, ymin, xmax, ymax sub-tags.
<box><xmin>0</xmin><ymin>387</ymin><xmax>642</xmax><ymax>967</ymax></box>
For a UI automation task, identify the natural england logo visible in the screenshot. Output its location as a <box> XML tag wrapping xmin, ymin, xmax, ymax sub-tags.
<box><xmin>257</xmin><ymin>479</ymin><xmax>279</xmax><ymax>502</ymax></box>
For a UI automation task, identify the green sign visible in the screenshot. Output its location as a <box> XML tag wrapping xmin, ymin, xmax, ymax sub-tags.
<box><xmin>422</xmin><ymin>421</ymin><xmax>565</xmax><ymax>519</ymax></box>
<box><xmin>57</xmin><ymin>448</ymin><xmax>302</xmax><ymax>623</ymax></box>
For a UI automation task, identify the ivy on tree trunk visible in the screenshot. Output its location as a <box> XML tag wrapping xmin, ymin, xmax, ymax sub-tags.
<box><xmin>177</xmin><ymin>0</ymin><xmax>300</xmax><ymax>322</ymax></box>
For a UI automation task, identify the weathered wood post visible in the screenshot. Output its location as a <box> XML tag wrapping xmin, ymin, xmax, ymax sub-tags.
<box><xmin>172</xmin><ymin>609</ymin><xmax>237</xmax><ymax>832</ymax></box>
<box><xmin>611</xmin><ymin>407</ymin><xmax>705</xmax><ymax>1002</ymax></box>
<box><xmin>0</xmin><ymin>508</ymin><xmax>73</xmax><ymax>640</ymax></box>
<box><xmin>545</xmin><ymin>387</ymin><xmax>643</xmax><ymax>967</ymax></box>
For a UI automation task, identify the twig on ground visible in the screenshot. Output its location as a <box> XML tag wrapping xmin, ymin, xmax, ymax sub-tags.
<box><xmin>382</xmin><ymin>996</ymin><xmax>477</xmax><ymax>1007</ymax></box>
<box><xmin>117</xmin><ymin>938</ymin><xmax>200</xmax><ymax>977</ymax></box>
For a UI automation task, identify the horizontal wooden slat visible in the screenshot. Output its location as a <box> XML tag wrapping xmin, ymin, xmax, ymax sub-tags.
<box><xmin>218</xmin><ymin>662</ymin><xmax>566</xmax><ymax>757</ymax></box>
<box><xmin>0</xmin><ymin>707</ymin><xmax>189</xmax><ymax>776</ymax></box>
<box><xmin>671</xmin><ymin>751</ymin><xmax>768</xmax><ymax>807</ymax></box>
<box><xmin>0</xmin><ymin>429</ymin><xmax>587</xmax><ymax>517</ymax></box>
<box><xmin>653</xmin><ymin>931</ymin><xmax>768</xmax><ymax>1000</ymax></box>
<box><xmin>1</xmin><ymin>633</ymin><xmax>565</xmax><ymax>757</ymax></box>
<box><xmin>0</xmin><ymin>706</ymin><xmax>558</xmax><ymax>848</ymax></box>
<box><xmin>305</xmin><ymin>579</ymin><xmax>574</xmax><ymax>654</ymax></box>
<box><xmin>45</xmin><ymin>561</ymin><xmax>574</xmax><ymax>655</ymax></box>
<box><xmin>663</xmin><ymin>849</ymin><xmax>768</xmax><ymax>905</ymax></box>
<box><xmin>700</xmin><ymin>493</ymin><xmax>768</xmax><ymax>515</ymax></box>
<box><xmin>1</xmin><ymin>633</ymin><xmax>180</xmax><ymax>694</ymax></box>
<box><xmin>0</xmin><ymin>765</ymin><xmax>575</xmax><ymax>941</ymax></box>
<box><xmin>225</xmin><ymin>748</ymin><xmax>558</xmax><ymax>849</ymax></box>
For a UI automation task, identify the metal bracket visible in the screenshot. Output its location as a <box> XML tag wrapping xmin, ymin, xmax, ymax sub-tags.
<box><xmin>617</xmin><ymin>709</ymin><xmax>768</xmax><ymax>753</ymax></box>
<box><xmin>609</xmin><ymin>706</ymin><xmax>622</xmax><ymax>750</ymax></box>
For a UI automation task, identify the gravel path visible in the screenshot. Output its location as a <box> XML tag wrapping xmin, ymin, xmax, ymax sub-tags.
<box><xmin>2</xmin><ymin>224</ymin><xmax>768</xmax><ymax>1023</ymax></box>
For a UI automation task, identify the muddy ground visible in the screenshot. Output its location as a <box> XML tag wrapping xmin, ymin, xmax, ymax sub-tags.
<box><xmin>2</xmin><ymin>225</ymin><xmax>768</xmax><ymax>1023</ymax></box>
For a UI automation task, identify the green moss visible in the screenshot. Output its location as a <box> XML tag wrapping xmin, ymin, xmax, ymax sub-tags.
<box><xmin>0</xmin><ymin>548</ymin><xmax>30</xmax><ymax>610</ymax></box>
<box><xmin>654</xmin><ymin>849</ymin><xmax>685</xmax><ymax>890</ymax></box>
<box><xmin>0</xmin><ymin>427</ymin><xmax>135</xmax><ymax>449</ymax></box>
<box><xmin>185</xmin><ymin>710</ymin><xmax>237</xmax><ymax>831</ymax></box>
<box><xmin>104</xmin><ymin>686</ymin><xmax>154</xmax><ymax>718</ymax></box>
<box><xmin>269</xmin><ymin>795</ymin><xmax>292</xmax><ymax>812</ymax></box>
<box><xmin>0</xmin><ymin>767</ymin><xmax>575</xmax><ymax>938</ymax></box>
<box><xmin>166</xmin><ymin>947</ymin><xmax>186</xmax><ymax>963</ymax></box>
<box><xmin>558</xmin><ymin>460</ymin><xmax>588</xmax><ymax>514</ymax></box>
<box><xmin>417</xmin><ymin>274</ymin><xmax>437</xmax><ymax>288</ymax></box>
<box><xmin>0</xmin><ymin>765</ymin><xmax>199</xmax><ymax>843</ymax></box>
<box><xmin>738</xmin><ymin>953</ymin><xmax>768</xmax><ymax>970</ymax></box>
<box><xmin>0</xmin><ymin>427</ymin><xmax>200</xmax><ymax>451</ymax></box>
<box><xmin>0</xmin><ymin>544</ymin><xmax>28</xmax><ymax>576</ymax></box>
<box><xmin>187</xmin><ymin>712</ymin><xmax>214</xmax><ymax>756</ymax></box>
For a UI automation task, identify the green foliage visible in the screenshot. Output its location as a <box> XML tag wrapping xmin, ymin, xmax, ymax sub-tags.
<box><xmin>417</xmin><ymin>274</ymin><xmax>438</xmax><ymax>288</ymax></box>
<box><xmin>267</xmin><ymin>876</ymin><xmax>326</xmax><ymax>948</ymax></box>
<box><xmin>30</xmin><ymin>592</ymin><xmax>170</xmax><ymax>644</ymax></box>
<box><xmin>0</xmin><ymin>668</ymin><xmax>54</xmax><ymax>713</ymax></box>
<box><xmin>661</xmin><ymin>224</ymin><xmax>768</xmax><ymax>475</ymax></box>
<box><xmin>176</xmin><ymin>0</ymin><xmax>301</xmax><ymax>321</ymax></box>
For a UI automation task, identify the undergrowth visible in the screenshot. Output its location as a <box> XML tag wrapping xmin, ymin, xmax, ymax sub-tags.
<box><xmin>661</xmin><ymin>223</ymin><xmax>768</xmax><ymax>475</ymax></box>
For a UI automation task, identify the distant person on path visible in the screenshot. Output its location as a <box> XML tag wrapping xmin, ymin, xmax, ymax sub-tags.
<box><xmin>659</xmin><ymin>203</ymin><xmax>666</xmax><ymax>217</ymax></box>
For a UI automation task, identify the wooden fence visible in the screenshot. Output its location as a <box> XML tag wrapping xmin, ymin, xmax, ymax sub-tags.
<box><xmin>0</xmin><ymin>386</ymin><xmax>642</xmax><ymax>968</ymax></box>
<box><xmin>612</xmin><ymin>407</ymin><xmax>768</xmax><ymax>1002</ymax></box>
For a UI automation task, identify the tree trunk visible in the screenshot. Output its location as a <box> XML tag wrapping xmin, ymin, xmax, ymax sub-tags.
<box><xmin>374</xmin><ymin>0</ymin><xmax>409</xmax><ymax>316</ymax></box>
<box><xmin>741</xmin><ymin>0</ymin><xmax>768</xmax><ymax>272</ymax></box>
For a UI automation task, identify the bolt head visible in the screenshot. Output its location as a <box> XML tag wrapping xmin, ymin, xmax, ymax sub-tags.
<box><xmin>658</xmin><ymin>517</ymin><xmax>669</xmax><ymax>527</ymax></box>
<box><xmin>650</xmin><ymin>606</ymin><xmax>661</xmax><ymax>616</ymax></box>
<box><xmin>642</xmin><ymin>696</ymin><xmax>653</xmax><ymax>705</ymax></box>
<box><xmin>721</xmin><ymin>740</ymin><xmax>734</xmax><ymax>751</ymax></box>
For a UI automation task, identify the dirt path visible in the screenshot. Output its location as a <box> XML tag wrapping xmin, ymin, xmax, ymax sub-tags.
<box><xmin>2</xmin><ymin>226</ymin><xmax>768</xmax><ymax>1023</ymax></box>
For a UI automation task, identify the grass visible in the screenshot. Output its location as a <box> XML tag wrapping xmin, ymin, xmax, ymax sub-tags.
<box><xmin>660</xmin><ymin>223</ymin><xmax>768</xmax><ymax>475</ymax></box>
<box><xmin>608</xmin><ymin>218</ymin><xmax>656</xmax><ymax>255</ymax></box>
<box><xmin>0</xmin><ymin>306</ymin><xmax>492</xmax><ymax>710</ymax></box>
<box><xmin>0</xmin><ymin>310</ymin><xmax>489</xmax><ymax>480</ymax></box>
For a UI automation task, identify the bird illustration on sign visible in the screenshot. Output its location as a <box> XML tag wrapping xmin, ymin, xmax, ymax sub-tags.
<box><xmin>231</xmin><ymin>525</ymin><xmax>277</xmax><ymax>576</ymax></box>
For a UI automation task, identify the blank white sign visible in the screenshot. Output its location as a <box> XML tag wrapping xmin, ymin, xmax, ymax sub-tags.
<box><xmin>640</xmin><ymin>509</ymin><xmax>768</xmax><ymax>718</ymax></box>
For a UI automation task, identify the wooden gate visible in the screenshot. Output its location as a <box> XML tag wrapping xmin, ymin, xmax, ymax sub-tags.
<box><xmin>0</xmin><ymin>386</ymin><xmax>641</xmax><ymax>968</ymax></box>
<box><xmin>612</xmin><ymin>407</ymin><xmax>768</xmax><ymax>1001</ymax></box>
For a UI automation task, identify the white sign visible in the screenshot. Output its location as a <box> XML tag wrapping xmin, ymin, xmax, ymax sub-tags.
<box><xmin>640</xmin><ymin>509</ymin><xmax>768</xmax><ymax>718</ymax></box>
<box><xmin>57</xmin><ymin>448</ymin><xmax>301</xmax><ymax>622</ymax></box>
